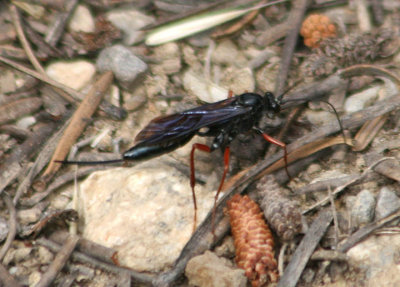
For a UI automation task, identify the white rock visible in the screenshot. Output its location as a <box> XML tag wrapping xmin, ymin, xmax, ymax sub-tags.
<box><xmin>151</xmin><ymin>42</ymin><xmax>181</xmax><ymax>75</ymax></box>
<box><xmin>305</xmin><ymin>110</ymin><xmax>337</xmax><ymax>126</ymax></box>
<box><xmin>211</xmin><ymin>40</ymin><xmax>247</xmax><ymax>66</ymax></box>
<box><xmin>344</xmin><ymin>86</ymin><xmax>380</xmax><ymax>113</ymax></box>
<box><xmin>46</xmin><ymin>60</ymin><xmax>96</xmax><ymax>90</ymax></box>
<box><xmin>106</xmin><ymin>9</ymin><xmax>154</xmax><ymax>45</ymax></box>
<box><xmin>220</xmin><ymin>67</ymin><xmax>255</xmax><ymax>95</ymax></box>
<box><xmin>183</xmin><ymin>70</ymin><xmax>228</xmax><ymax>103</ymax></box>
<box><xmin>28</xmin><ymin>270</ymin><xmax>42</xmax><ymax>286</ymax></box>
<box><xmin>17</xmin><ymin>207</ymin><xmax>42</xmax><ymax>225</ymax></box>
<box><xmin>37</xmin><ymin>246</ymin><xmax>54</xmax><ymax>265</ymax></box>
<box><xmin>347</xmin><ymin>234</ymin><xmax>400</xmax><ymax>281</ymax></box>
<box><xmin>78</xmin><ymin>159</ymin><xmax>215</xmax><ymax>272</ymax></box>
<box><xmin>13</xmin><ymin>247</ymin><xmax>32</xmax><ymax>263</ymax></box>
<box><xmin>16</xmin><ymin>116</ymin><xmax>36</xmax><ymax>129</ymax></box>
<box><xmin>68</xmin><ymin>5</ymin><xmax>95</xmax><ymax>33</ymax></box>
<box><xmin>185</xmin><ymin>251</ymin><xmax>247</xmax><ymax>287</ymax></box>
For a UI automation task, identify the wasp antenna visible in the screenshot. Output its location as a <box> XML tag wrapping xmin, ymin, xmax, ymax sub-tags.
<box><xmin>320</xmin><ymin>100</ymin><xmax>347</xmax><ymax>145</ymax></box>
<box><xmin>276</xmin><ymin>79</ymin><xmax>303</xmax><ymax>103</ymax></box>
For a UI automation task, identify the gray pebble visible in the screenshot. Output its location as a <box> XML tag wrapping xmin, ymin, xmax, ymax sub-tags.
<box><xmin>351</xmin><ymin>189</ymin><xmax>375</xmax><ymax>226</ymax></box>
<box><xmin>97</xmin><ymin>45</ymin><xmax>148</xmax><ymax>90</ymax></box>
<box><xmin>375</xmin><ymin>187</ymin><xmax>400</xmax><ymax>219</ymax></box>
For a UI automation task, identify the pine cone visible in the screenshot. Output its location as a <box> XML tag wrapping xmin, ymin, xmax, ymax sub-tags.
<box><xmin>227</xmin><ymin>194</ymin><xmax>278</xmax><ymax>287</ymax></box>
<box><xmin>301</xmin><ymin>29</ymin><xmax>395</xmax><ymax>78</ymax></box>
<box><xmin>300</xmin><ymin>14</ymin><xmax>337</xmax><ymax>48</ymax></box>
<box><xmin>257</xmin><ymin>175</ymin><xmax>302</xmax><ymax>241</ymax></box>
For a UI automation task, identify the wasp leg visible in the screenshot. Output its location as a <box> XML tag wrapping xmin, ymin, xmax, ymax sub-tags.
<box><xmin>260</xmin><ymin>133</ymin><xmax>290</xmax><ymax>179</ymax></box>
<box><xmin>190</xmin><ymin>143</ymin><xmax>211</xmax><ymax>233</ymax></box>
<box><xmin>211</xmin><ymin>147</ymin><xmax>230</xmax><ymax>237</ymax></box>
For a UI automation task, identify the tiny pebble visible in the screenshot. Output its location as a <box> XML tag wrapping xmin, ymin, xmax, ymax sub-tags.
<box><xmin>97</xmin><ymin>45</ymin><xmax>148</xmax><ymax>90</ymax></box>
<box><xmin>351</xmin><ymin>189</ymin><xmax>375</xmax><ymax>226</ymax></box>
<box><xmin>46</xmin><ymin>60</ymin><xmax>96</xmax><ymax>90</ymax></box>
<box><xmin>375</xmin><ymin>187</ymin><xmax>400</xmax><ymax>219</ymax></box>
<box><xmin>68</xmin><ymin>5</ymin><xmax>95</xmax><ymax>33</ymax></box>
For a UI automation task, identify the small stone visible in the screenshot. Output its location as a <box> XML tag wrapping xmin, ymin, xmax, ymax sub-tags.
<box><xmin>220</xmin><ymin>67</ymin><xmax>255</xmax><ymax>95</ymax></box>
<box><xmin>9</xmin><ymin>265</ymin><xmax>28</xmax><ymax>278</ymax></box>
<box><xmin>185</xmin><ymin>251</ymin><xmax>247</xmax><ymax>287</ymax></box>
<box><xmin>305</xmin><ymin>110</ymin><xmax>337</xmax><ymax>126</ymax></box>
<box><xmin>151</xmin><ymin>42</ymin><xmax>181</xmax><ymax>75</ymax></box>
<box><xmin>17</xmin><ymin>207</ymin><xmax>42</xmax><ymax>225</ymax></box>
<box><xmin>37</xmin><ymin>246</ymin><xmax>54</xmax><ymax>265</ymax></box>
<box><xmin>13</xmin><ymin>247</ymin><xmax>32</xmax><ymax>263</ymax></box>
<box><xmin>306</xmin><ymin>163</ymin><xmax>322</xmax><ymax>174</ymax></box>
<box><xmin>46</xmin><ymin>60</ymin><xmax>96</xmax><ymax>90</ymax></box>
<box><xmin>28</xmin><ymin>270</ymin><xmax>42</xmax><ymax>286</ymax></box>
<box><xmin>214</xmin><ymin>236</ymin><xmax>235</xmax><ymax>258</ymax></box>
<box><xmin>344</xmin><ymin>86</ymin><xmax>380</xmax><ymax>113</ymax></box>
<box><xmin>68</xmin><ymin>5</ymin><xmax>95</xmax><ymax>33</ymax></box>
<box><xmin>351</xmin><ymin>190</ymin><xmax>375</xmax><ymax>226</ymax></box>
<box><xmin>123</xmin><ymin>90</ymin><xmax>147</xmax><ymax>111</ymax></box>
<box><xmin>375</xmin><ymin>187</ymin><xmax>400</xmax><ymax>219</ymax></box>
<box><xmin>183</xmin><ymin>70</ymin><xmax>228</xmax><ymax>103</ymax></box>
<box><xmin>368</xmin><ymin>264</ymin><xmax>400</xmax><ymax>287</ymax></box>
<box><xmin>97</xmin><ymin>45</ymin><xmax>148</xmax><ymax>90</ymax></box>
<box><xmin>347</xmin><ymin>234</ymin><xmax>400</xmax><ymax>282</ymax></box>
<box><xmin>0</xmin><ymin>216</ymin><xmax>9</xmax><ymax>242</ymax></box>
<box><xmin>211</xmin><ymin>40</ymin><xmax>247</xmax><ymax>66</ymax></box>
<box><xmin>16</xmin><ymin>116</ymin><xmax>36</xmax><ymax>129</ymax></box>
<box><xmin>106</xmin><ymin>8</ymin><xmax>154</xmax><ymax>45</ymax></box>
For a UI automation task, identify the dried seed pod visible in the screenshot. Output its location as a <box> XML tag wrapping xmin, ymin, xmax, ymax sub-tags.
<box><xmin>301</xmin><ymin>29</ymin><xmax>395</xmax><ymax>78</ymax></box>
<box><xmin>300</xmin><ymin>14</ymin><xmax>337</xmax><ymax>48</ymax></box>
<box><xmin>257</xmin><ymin>175</ymin><xmax>302</xmax><ymax>241</ymax></box>
<box><xmin>227</xmin><ymin>194</ymin><xmax>278</xmax><ymax>287</ymax></box>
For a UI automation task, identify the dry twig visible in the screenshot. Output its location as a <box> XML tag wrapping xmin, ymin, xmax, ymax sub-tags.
<box><xmin>277</xmin><ymin>210</ymin><xmax>333</xmax><ymax>287</ymax></box>
<box><xmin>0</xmin><ymin>193</ymin><xmax>17</xmax><ymax>262</ymax></box>
<box><xmin>35</xmin><ymin>234</ymin><xmax>79</xmax><ymax>287</ymax></box>
<box><xmin>43</xmin><ymin>71</ymin><xmax>114</xmax><ymax>179</ymax></box>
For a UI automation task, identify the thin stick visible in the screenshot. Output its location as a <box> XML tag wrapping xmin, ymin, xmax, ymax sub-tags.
<box><xmin>10</xmin><ymin>4</ymin><xmax>45</xmax><ymax>74</ymax></box>
<box><xmin>42</xmin><ymin>71</ymin><xmax>114</xmax><ymax>178</ymax></box>
<box><xmin>0</xmin><ymin>193</ymin><xmax>17</xmax><ymax>262</ymax></box>
<box><xmin>303</xmin><ymin>157</ymin><xmax>395</xmax><ymax>214</ymax></box>
<box><xmin>274</xmin><ymin>0</ymin><xmax>309</xmax><ymax>97</ymax></box>
<box><xmin>36</xmin><ymin>237</ymin><xmax>154</xmax><ymax>285</ymax></box>
<box><xmin>0</xmin><ymin>55</ymin><xmax>78</xmax><ymax>103</ymax></box>
<box><xmin>0</xmin><ymin>263</ymin><xmax>22</xmax><ymax>287</ymax></box>
<box><xmin>328</xmin><ymin>186</ymin><xmax>340</xmax><ymax>248</ymax></box>
<box><xmin>338</xmin><ymin>209</ymin><xmax>400</xmax><ymax>253</ymax></box>
<box><xmin>277</xmin><ymin>210</ymin><xmax>333</xmax><ymax>287</ymax></box>
<box><xmin>35</xmin><ymin>234</ymin><xmax>79</xmax><ymax>287</ymax></box>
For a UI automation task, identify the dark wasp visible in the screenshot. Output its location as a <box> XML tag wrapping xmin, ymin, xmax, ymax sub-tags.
<box><xmin>57</xmin><ymin>91</ymin><xmax>289</xmax><ymax>232</ymax></box>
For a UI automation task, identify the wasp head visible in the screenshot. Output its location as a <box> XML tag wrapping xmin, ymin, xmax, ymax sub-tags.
<box><xmin>264</xmin><ymin>92</ymin><xmax>281</xmax><ymax>118</ymax></box>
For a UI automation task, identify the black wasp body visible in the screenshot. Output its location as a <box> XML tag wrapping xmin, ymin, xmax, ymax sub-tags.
<box><xmin>123</xmin><ymin>92</ymin><xmax>281</xmax><ymax>161</ymax></box>
<box><xmin>58</xmin><ymin>91</ymin><xmax>288</xmax><ymax>233</ymax></box>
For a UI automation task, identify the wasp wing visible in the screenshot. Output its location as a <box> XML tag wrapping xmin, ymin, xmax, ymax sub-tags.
<box><xmin>135</xmin><ymin>98</ymin><xmax>251</xmax><ymax>145</ymax></box>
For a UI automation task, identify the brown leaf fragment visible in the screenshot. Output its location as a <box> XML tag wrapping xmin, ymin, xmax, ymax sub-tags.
<box><xmin>72</xmin><ymin>16</ymin><xmax>122</xmax><ymax>52</ymax></box>
<box><xmin>257</xmin><ymin>175</ymin><xmax>302</xmax><ymax>241</ymax></box>
<box><xmin>227</xmin><ymin>194</ymin><xmax>278</xmax><ymax>287</ymax></box>
<box><xmin>353</xmin><ymin>114</ymin><xmax>388</xmax><ymax>152</ymax></box>
<box><xmin>0</xmin><ymin>97</ymin><xmax>42</xmax><ymax>125</ymax></box>
<box><xmin>42</xmin><ymin>71</ymin><xmax>114</xmax><ymax>179</ymax></box>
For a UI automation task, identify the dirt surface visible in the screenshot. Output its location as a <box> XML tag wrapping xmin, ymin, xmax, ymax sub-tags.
<box><xmin>1</xmin><ymin>1</ymin><xmax>400</xmax><ymax>286</ymax></box>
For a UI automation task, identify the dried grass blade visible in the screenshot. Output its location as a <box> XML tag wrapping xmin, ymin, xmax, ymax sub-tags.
<box><xmin>261</xmin><ymin>135</ymin><xmax>351</xmax><ymax>176</ymax></box>
<box><xmin>145</xmin><ymin>0</ymin><xmax>288</xmax><ymax>46</ymax></box>
<box><xmin>42</xmin><ymin>71</ymin><xmax>113</xmax><ymax>179</ymax></box>
<box><xmin>353</xmin><ymin>114</ymin><xmax>388</xmax><ymax>151</ymax></box>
